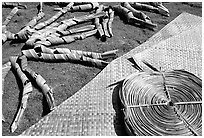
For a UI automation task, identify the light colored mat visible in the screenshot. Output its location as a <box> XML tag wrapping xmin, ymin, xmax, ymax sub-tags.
<box><xmin>132</xmin><ymin>25</ymin><xmax>202</xmax><ymax>79</ymax></box>
<box><xmin>21</xmin><ymin>12</ymin><xmax>202</xmax><ymax>136</ymax></box>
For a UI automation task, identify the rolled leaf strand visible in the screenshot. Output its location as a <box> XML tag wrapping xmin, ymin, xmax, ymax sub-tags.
<box><xmin>112</xmin><ymin>5</ymin><xmax>157</xmax><ymax>30</ymax></box>
<box><xmin>56</xmin><ymin>25</ymin><xmax>96</xmax><ymax>36</ymax></box>
<box><xmin>149</xmin><ymin>2</ymin><xmax>169</xmax><ymax>17</ymax></box>
<box><xmin>34</xmin><ymin>2</ymin><xmax>74</xmax><ymax>30</ymax></box>
<box><xmin>129</xmin><ymin>2</ymin><xmax>158</xmax><ymax>12</ymax></box>
<box><xmin>33</xmin><ymin>29</ymin><xmax>97</xmax><ymax>47</ymax></box>
<box><xmin>9</xmin><ymin>56</ymin><xmax>33</xmax><ymax>133</ymax></box>
<box><xmin>94</xmin><ymin>5</ymin><xmax>105</xmax><ymax>39</ymax></box>
<box><xmin>22</xmin><ymin>49</ymin><xmax>109</xmax><ymax>68</ymax></box>
<box><xmin>107</xmin><ymin>7</ymin><xmax>114</xmax><ymax>37</ymax></box>
<box><xmin>81</xmin><ymin>56</ymin><xmax>109</xmax><ymax>69</ymax></box>
<box><xmin>70</xmin><ymin>2</ymin><xmax>99</xmax><ymax>11</ymax></box>
<box><xmin>122</xmin><ymin>2</ymin><xmax>154</xmax><ymax>24</ymax></box>
<box><xmin>34</xmin><ymin>45</ymin><xmax>118</xmax><ymax>59</ymax></box>
<box><xmin>2</xmin><ymin>7</ymin><xmax>18</xmax><ymax>26</ymax></box>
<box><xmin>2</xmin><ymin>7</ymin><xmax>19</xmax><ymax>43</ymax></box>
<box><xmin>22</xmin><ymin>49</ymin><xmax>40</xmax><ymax>60</ymax></box>
<box><xmin>17</xmin><ymin>12</ymin><xmax>45</xmax><ymax>40</ymax></box>
<box><xmin>27</xmin><ymin>25</ymin><xmax>95</xmax><ymax>47</ymax></box>
<box><xmin>19</xmin><ymin>55</ymin><xmax>56</xmax><ymax>111</ymax></box>
<box><xmin>129</xmin><ymin>2</ymin><xmax>169</xmax><ymax>17</ymax></box>
<box><xmin>2</xmin><ymin>2</ymin><xmax>27</xmax><ymax>9</ymax></box>
<box><xmin>101</xmin><ymin>10</ymin><xmax>110</xmax><ymax>38</ymax></box>
<box><xmin>57</xmin><ymin>11</ymin><xmax>106</xmax><ymax>31</ymax></box>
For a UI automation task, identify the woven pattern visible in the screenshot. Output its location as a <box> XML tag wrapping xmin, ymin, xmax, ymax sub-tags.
<box><xmin>21</xmin><ymin>12</ymin><xmax>202</xmax><ymax>136</ymax></box>
<box><xmin>132</xmin><ymin>25</ymin><xmax>202</xmax><ymax>78</ymax></box>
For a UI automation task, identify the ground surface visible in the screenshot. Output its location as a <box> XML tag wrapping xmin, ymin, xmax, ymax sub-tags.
<box><xmin>2</xmin><ymin>2</ymin><xmax>202</xmax><ymax>136</ymax></box>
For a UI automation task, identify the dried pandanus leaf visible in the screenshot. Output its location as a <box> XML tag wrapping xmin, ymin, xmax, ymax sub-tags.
<box><xmin>2</xmin><ymin>7</ymin><xmax>19</xmax><ymax>43</ymax></box>
<box><xmin>113</xmin><ymin>5</ymin><xmax>157</xmax><ymax>30</ymax></box>
<box><xmin>101</xmin><ymin>10</ymin><xmax>110</xmax><ymax>39</ymax></box>
<box><xmin>129</xmin><ymin>2</ymin><xmax>157</xmax><ymax>12</ymax></box>
<box><xmin>129</xmin><ymin>2</ymin><xmax>169</xmax><ymax>17</ymax></box>
<box><xmin>2</xmin><ymin>2</ymin><xmax>27</xmax><ymax>9</ymax></box>
<box><xmin>80</xmin><ymin>56</ymin><xmax>108</xmax><ymax>69</ymax></box>
<box><xmin>74</xmin><ymin>2</ymin><xmax>99</xmax><ymax>7</ymax></box>
<box><xmin>107</xmin><ymin>6</ymin><xmax>114</xmax><ymax>37</ymax></box>
<box><xmin>16</xmin><ymin>11</ymin><xmax>45</xmax><ymax>40</ymax></box>
<box><xmin>57</xmin><ymin>11</ymin><xmax>105</xmax><ymax>31</ymax></box>
<box><xmin>118</xmin><ymin>70</ymin><xmax>202</xmax><ymax>135</ymax></box>
<box><xmin>22</xmin><ymin>48</ymin><xmax>109</xmax><ymax>69</ymax></box>
<box><xmin>25</xmin><ymin>25</ymin><xmax>95</xmax><ymax>47</ymax></box>
<box><xmin>34</xmin><ymin>2</ymin><xmax>74</xmax><ymax>30</ymax></box>
<box><xmin>34</xmin><ymin>45</ymin><xmax>118</xmax><ymax>60</ymax></box>
<box><xmin>19</xmin><ymin>55</ymin><xmax>56</xmax><ymax>111</ymax></box>
<box><xmin>26</xmin><ymin>12</ymin><xmax>105</xmax><ymax>47</ymax></box>
<box><xmin>122</xmin><ymin>2</ymin><xmax>153</xmax><ymax>24</ymax></box>
<box><xmin>56</xmin><ymin>24</ymin><xmax>96</xmax><ymax>36</ymax></box>
<box><xmin>32</xmin><ymin>23</ymin><xmax>59</xmax><ymax>38</ymax></box>
<box><xmin>101</xmin><ymin>6</ymin><xmax>115</xmax><ymax>39</ymax></box>
<box><xmin>94</xmin><ymin>5</ymin><xmax>105</xmax><ymax>39</ymax></box>
<box><xmin>32</xmin><ymin>29</ymin><xmax>97</xmax><ymax>48</ymax></box>
<box><xmin>44</xmin><ymin>2</ymin><xmax>69</xmax><ymax>6</ymax></box>
<box><xmin>70</xmin><ymin>2</ymin><xmax>99</xmax><ymax>11</ymax></box>
<box><xmin>9</xmin><ymin>56</ymin><xmax>33</xmax><ymax>133</ymax></box>
<box><xmin>2</xmin><ymin>7</ymin><xmax>18</xmax><ymax>26</ymax></box>
<box><xmin>149</xmin><ymin>2</ymin><xmax>169</xmax><ymax>17</ymax></box>
<box><xmin>54</xmin><ymin>2</ymin><xmax>99</xmax><ymax>12</ymax></box>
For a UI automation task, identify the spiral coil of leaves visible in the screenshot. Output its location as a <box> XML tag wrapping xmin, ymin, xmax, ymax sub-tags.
<box><xmin>119</xmin><ymin>70</ymin><xmax>202</xmax><ymax>136</ymax></box>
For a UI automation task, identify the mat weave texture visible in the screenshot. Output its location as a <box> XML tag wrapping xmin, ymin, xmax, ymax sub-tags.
<box><xmin>21</xmin><ymin>12</ymin><xmax>202</xmax><ymax>136</ymax></box>
<box><xmin>132</xmin><ymin>25</ymin><xmax>202</xmax><ymax>78</ymax></box>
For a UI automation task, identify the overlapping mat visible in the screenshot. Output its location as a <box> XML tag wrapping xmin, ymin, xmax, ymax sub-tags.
<box><xmin>21</xmin><ymin>12</ymin><xmax>202</xmax><ymax>136</ymax></box>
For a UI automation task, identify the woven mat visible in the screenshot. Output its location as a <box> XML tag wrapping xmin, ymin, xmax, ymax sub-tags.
<box><xmin>21</xmin><ymin>12</ymin><xmax>202</xmax><ymax>136</ymax></box>
<box><xmin>132</xmin><ymin>25</ymin><xmax>202</xmax><ymax>78</ymax></box>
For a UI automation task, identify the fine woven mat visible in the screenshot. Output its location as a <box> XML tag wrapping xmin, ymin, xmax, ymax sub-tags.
<box><xmin>132</xmin><ymin>25</ymin><xmax>202</xmax><ymax>79</ymax></box>
<box><xmin>21</xmin><ymin>12</ymin><xmax>202</xmax><ymax>136</ymax></box>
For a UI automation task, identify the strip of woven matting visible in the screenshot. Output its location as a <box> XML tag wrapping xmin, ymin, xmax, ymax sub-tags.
<box><xmin>132</xmin><ymin>25</ymin><xmax>202</xmax><ymax>79</ymax></box>
<box><xmin>21</xmin><ymin>12</ymin><xmax>201</xmax><ymax>136</ymax></box>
